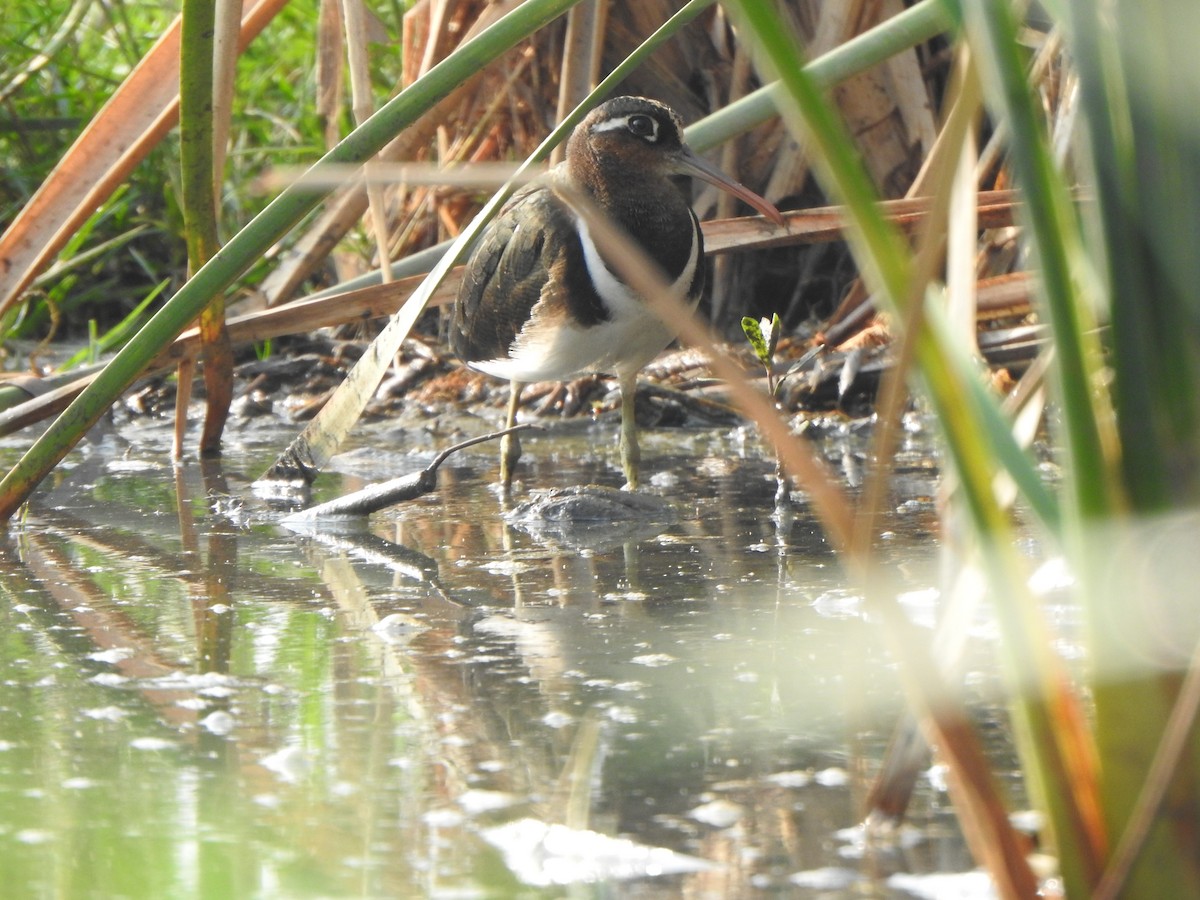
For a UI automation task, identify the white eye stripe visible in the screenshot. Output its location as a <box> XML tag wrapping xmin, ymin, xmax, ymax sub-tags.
<box><xmin>591</xmin><ymin>114</ymin><xmax>659</xmax><ymax>141</ymax></box>
<box><xmin>590</xmin><ymin>118</ymin><xmax>627</xmax><ymax>133</ymax></box>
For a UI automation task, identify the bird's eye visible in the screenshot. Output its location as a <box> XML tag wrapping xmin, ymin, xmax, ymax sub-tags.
<box><xmin>626</xmin><ymin>114</ymin><xmax>657</xmax><ymax>140</ymax></box>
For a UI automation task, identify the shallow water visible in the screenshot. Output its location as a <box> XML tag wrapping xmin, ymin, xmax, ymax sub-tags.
<box><xmin>0</xmin><ymin>412</ymin><xmax>1017</xmax><ymax>898</ymax></box>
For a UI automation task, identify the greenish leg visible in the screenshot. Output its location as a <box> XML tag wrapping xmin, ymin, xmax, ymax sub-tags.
<box><xmin>618</xmin><ymin>370</ymin><xmax>640</xmax><ymax>490</ymax></box>
<box><xmin>500</xmin><ymin>380</ymin><xmax>523</xmax><ymax>489</ymax></box>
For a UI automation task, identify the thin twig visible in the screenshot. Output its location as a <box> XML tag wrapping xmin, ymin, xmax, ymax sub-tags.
<box><xmin>282</xmin><ymin>423</ymin><xmax>534</xmax><ymax>520</ymax></box>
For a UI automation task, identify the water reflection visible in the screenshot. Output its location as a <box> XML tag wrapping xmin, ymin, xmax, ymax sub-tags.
<box><xmin>0</xmin><ymin>420</ymin><xmax>992</xmax><ymax>897</ymax></box>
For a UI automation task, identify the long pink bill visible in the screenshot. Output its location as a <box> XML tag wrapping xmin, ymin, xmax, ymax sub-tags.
<box><xmin>676</xmin><ymin>148</ymin><xmax>786</xmax><ymax>227</ymax></box>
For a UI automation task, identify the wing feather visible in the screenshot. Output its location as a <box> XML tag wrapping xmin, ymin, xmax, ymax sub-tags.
<box><xmin>450</xmin><ymin>180</ymin><xmax>607</xmax><ymax>366</ymax></box>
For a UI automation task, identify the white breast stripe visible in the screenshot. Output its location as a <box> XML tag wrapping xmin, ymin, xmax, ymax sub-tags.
<box><xmin>576</xmin><ymin>217</ymin><xmax>699</xmax><ymax>309</ymax></box>
<box><xmin>576</xmin><ymin>217</ymin><xmax>641</xmax><ymax>317</ymax></box>
<box><xmin>472</xmin><ymin>214</ymin><xmax>700</xmax><ymax>383</ymax></box>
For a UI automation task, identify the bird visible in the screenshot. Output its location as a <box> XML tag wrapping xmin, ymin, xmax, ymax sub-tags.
<box><xmin>450</xmin><ymin>95</ymin><xmax>784</xmax><ymax>490</ymax></box>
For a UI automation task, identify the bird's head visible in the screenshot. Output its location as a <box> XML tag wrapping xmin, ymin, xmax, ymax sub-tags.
<box><xmin>567</xmin><ymin>96</ymin><xmax>784</xmax><ymax>226</ymax></box>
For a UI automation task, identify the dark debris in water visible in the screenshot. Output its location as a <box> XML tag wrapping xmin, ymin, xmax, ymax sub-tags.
<box><xmin>506</xmin><ymin>485</ymin><xmax>678</xmax><ymax>549</ymax></box>
<box><xmin>508</xmin><ymin>485</ymin><xmax>676</xmax><ymax>524</ymax></box>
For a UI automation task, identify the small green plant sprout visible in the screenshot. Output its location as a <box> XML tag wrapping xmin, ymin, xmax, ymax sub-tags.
<box><xmin>741</xmin><ymin>312</ymin><xmax>783</xmax><ymax>398</ymax></box>
<box><xmin>741</xmin><ymin>312</ymin><xmax>793</xmax><ymax>513</ymax></box>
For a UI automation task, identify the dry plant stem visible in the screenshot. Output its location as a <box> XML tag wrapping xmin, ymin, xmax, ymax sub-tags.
<box><xmin>258</xmin><ymin>30</ymin><xmax>536</xmax><ymax>308</ymax></box>
<box><xmin>341</xmin><ymin>0</ymin><xmax>393</xmax><ymax>283</ymax></box>
<box><xmin>710</xmin><ymin>43</ymin><xmax>752</xmax><ymax>324</ymax></box>
<box><xmin>170</xmin><ymin>367</ymin><xmax>190</xmax><ymax>459</ymax></box>
<box><xmin>974</xmin><ymin>29</ymin><xmax>1063</xmax><ymax>190</ymax></box>
<box><xmin>173</xmin><ymin>357</ymin><xmax>195</xmax><ymax>461</ymax></box>
<box><xmin>826</xmin><ymin>52</ymin><xmax>976</xmax><ymax>338</ymax></box>
<box><xmin>553</xmin><ymin>0</ymin><xmax>608</xmax><ymax>166</ymax></box>
<box><xmin>704</xmin><ymin>189</ymin><xmax>1023</xmax><ymax>255</ymax></box>
<box><xmin>854</xmin><ymin>53</ymin><xmax>999</xmax><ymax>836</ymax></box>
<box><xmin>740</xmin><ymin>7</ymin><xmax>1052</xmax><ymax>883</ymax></box>
<box><xmin>199</xmin><ymin>0</ymin><xmax>244</xmax><ymax>450</ymax></box>
<box><xmin>256</xmin><ymin>181</ymin><xmax>1018</xmax><ymax>304</ymax></box>
<box><xmin>211</xmin><ymin>0</ymin><xmax>243</xmax><ymax>188</ymax></box>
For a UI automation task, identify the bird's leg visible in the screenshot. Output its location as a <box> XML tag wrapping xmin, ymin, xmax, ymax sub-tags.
<box><xmin>500</xmin><ymin>380</ymin><xmax>523</xmax><ymax>489</ymax></box>
<box><xmin>618</xmin><ymin>370</ymin><xmax>641</xmax><ymax>490</ymax></box>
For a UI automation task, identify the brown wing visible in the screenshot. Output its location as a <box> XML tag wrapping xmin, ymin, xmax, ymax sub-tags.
<box><xmin>450</xmin><ymin>182</ymin><xmax>608</xmax><ymax>366</ymax></box>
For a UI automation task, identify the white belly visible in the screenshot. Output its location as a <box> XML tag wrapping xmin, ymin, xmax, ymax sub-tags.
<box><xmin>472</xmin><ymin>215</ymin><xmax>700</xmax><ymax>383</ymax></box>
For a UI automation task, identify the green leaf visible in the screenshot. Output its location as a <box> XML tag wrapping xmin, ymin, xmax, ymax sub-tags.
<box><xmin>767</xmin><ymin>312</ymin><xmax>782</xmax><ymax>358</ymax></box>
<box><xmin>741</xmin><ymin>316</ymin><xmax>770</xmax><ymax>365</ymax></box>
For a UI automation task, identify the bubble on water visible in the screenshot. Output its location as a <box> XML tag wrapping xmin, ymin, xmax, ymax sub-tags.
<box><xmin>789</xmin><ymin>867</ymin><xmax>857</xmax><ymax>890</ymax></box>
<box><xmin>260</xmin><ymin>746</ymin><xmax>311</xmax><ymax>783</ymax></box>
<box><xmin>811</xmin><ymin>590</ymin><xmax>864</xmax><ymax>619</ymax></box>
<box><xmin>423</xmin><ymin>808</ymin><xmax>465</xmax><ymax>828</ymax></box>
<box><xmin>81</xmin><ymin>706</ymin><xmax>128</xmax><ymax>722</ymax></box>
<box><xmin>130</xmin><ymin>737</ymin><xmax>176</xmax><ymax>751</ymax></box>
<box><xmin>764</xmin><ymin>770</ymin><xmax>811</xmax><ymax>789</ymax></box>
<box><xmin>15</xmin><ymin>829</ymin><xmax>54</xmax><ymax>845</ymax></box>
<box><xmin>542</xmin><ymin>711</ymin><xmax>573</xmax><ymax>729</ymax></box>
<box><xmin>630</xmin><ymin>654</ymin><xmax>675</xmax><ymax>668</ymax></box>
<box><xmin>482</xmin><ymin>818</ymin><xmax>715</xmax><ymax>886</ymax></box>
<box><xmin>605</xmin><ymin>706</ymin><xmax>638</xmax><ymax>725</ymax></box>
<box><xmin>200</xmin><ymin>710</ymin><xmax>235</xmax><ymax>735</ymax></box>
<box><xmin>458</xmin><ymin>789</ymin><xmax>519</xmax><ymax>815</ymax></box>
<box><xmin>814</xmin><ymin>767</ymin><xmax>849</xmax><ymax>787</ymax></box>
<box><xmin>371</xmin><ymin>613</ymin><xmax>428</xmax><ymax>644</ymax></box>
<box><xmin>88</xmin><ymin>647</ymin><xmax>134</xmax><ymax>665</ymax></box>
<box><xmin>887</xmin><ymin>870</ymin><xmax>996</xmax><ymax>899</ymax></box>
<box><xmin>688</xmin><ymin>799</ymin><xmax>743</xmax><ymax>829</ymax></box>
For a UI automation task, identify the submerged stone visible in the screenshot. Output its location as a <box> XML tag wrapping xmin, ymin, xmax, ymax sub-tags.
<box><xmin>507</xmin><ymin>485</ymin><xmax>675</xmax><ymax>525</ymax></box>
<box><xmin>505</xmin><ymin>485</ymin><xmax>677</xmax><ymax>548</ymax></box>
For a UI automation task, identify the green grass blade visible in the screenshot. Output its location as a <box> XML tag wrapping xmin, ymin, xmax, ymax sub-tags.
<box><xmin>1070</xmin><ymin>1</ymin><xmax>1200</xmax><ymax>511</ymax></box>
<box><xmin>925</xmin><ymin>300</ymin><xmax>1060</xmax><ymax>531</ymax></box>
<box><xmin>180</xmin><ymin>0</ymin><xmax>234</xmax><ymax>454</ymax></box>
<box><xmin>179</xmin><ymin>0</ymin><xmax>219</xmax><ymax>275</ymax></box>
<box><xmin>60</xmin><ymin>279</ymin><xmax>171</xmax><ymax>370</ymax></box>
<box><xmin>1064</xmin><ymin>4</ymin><xmax>1200</xmax><ymax>895</ymax></box>
<box><xmin>962</xmin><ymin>3</ymin><xmax>1119</xmax><ymax>521</ymax></box>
